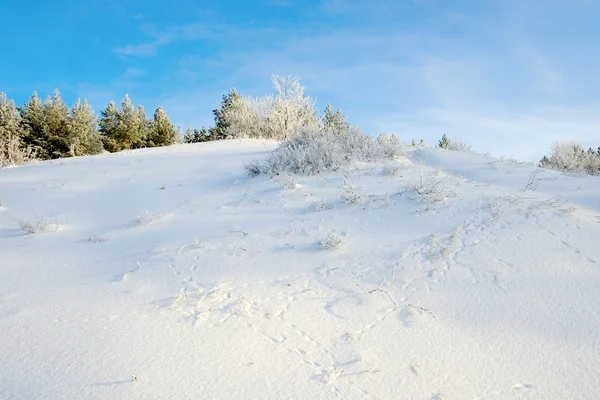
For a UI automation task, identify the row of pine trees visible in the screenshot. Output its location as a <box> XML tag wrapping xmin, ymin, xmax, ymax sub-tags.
<box><xmin>0</xmin><ymin>90</ymin><xmax>180</xmax><ymax>164</ymax></box>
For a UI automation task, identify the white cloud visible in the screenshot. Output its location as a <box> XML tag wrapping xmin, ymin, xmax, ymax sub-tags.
<box><xmin>115</xmin><ymin>43</ymin><xmax>161</xmax><ymax>58</ymax></box>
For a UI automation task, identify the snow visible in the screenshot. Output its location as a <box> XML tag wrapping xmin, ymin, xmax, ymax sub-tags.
<box><xmin>1</xmin><ymin>139</ymin><xmax>599</xmax><ymax>399</ymax></box>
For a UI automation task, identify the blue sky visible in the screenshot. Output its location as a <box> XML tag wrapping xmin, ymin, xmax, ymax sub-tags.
<box><xmin>1</xmin><ymin>0</ymin><xmax>599</xmax><ymax>160</ymax></box>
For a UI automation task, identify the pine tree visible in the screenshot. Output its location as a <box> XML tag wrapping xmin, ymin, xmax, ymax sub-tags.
<box><xmin>99</xmin><ymin>101</ymin><xmax>120</xmax><ymax>152</ymax></box>
<box><xmin>0</xmin><ymin>93</ymin><xmax>30</xmax><ymax>166</ymax></box>
<box><xmin>184</xmin><ymin>125</ymin><xmax>194</xmax><ymax>143</ymax></box>
<box><xmin>134</xmin><ymin>105</ymin><xmax>149</xmax><ymax>148</ymax></box>
<box><xmin>43</xmin><ymin>89</ymin><xmax>71</xmax><ymax>158</ymax></box>
<box><xmin>68</xmin><ymin>99</ymin><xmax>103</xmax><ymax>156</ymax></box>
<box><xmin>148</xmin><ymin>106</ymin><xmax>177</xmax><ymax>147</ymax></box>
<box><xmin>20</xmin><ymin>92</ymin><xmax>48</xmax><ymax>159</ymax></box>
<box><xmin>99</xmin><ymin>95</ymin><xmax>146</xmax><ymax>152</ymax></box>
<box><xmin>322</xmin><ymin>103</ymin><xmax>350</xmax><ymax>133</ymax></box>
<box><xmin>117</xmin><ymin>94</ymin><xmax>142</xmax><ymax>150</ymax></box>
<box><xmin>438</xmin><ymin>134</ymin><xmax>450</xmax><ymax>149</ymax></box>
<box><xmin>184</xmin><ymin>126</ymin><xmax>209</xmax><ymax>143</ymax></box>
<box><xmin>209</xmin><ymin>88</ymin><xmax>242</xmax><ymax>140</ymax></box>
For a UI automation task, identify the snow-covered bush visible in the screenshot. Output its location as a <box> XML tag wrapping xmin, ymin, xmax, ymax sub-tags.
<box><xmin>245</xmin><ymin>126</ymin><xmax>400</xmax><ymax>176</ymax></box>
<box><xmin>540</xmin><ymin>141</ymin><xmax>600</xmax><ymax>175</ymax></box>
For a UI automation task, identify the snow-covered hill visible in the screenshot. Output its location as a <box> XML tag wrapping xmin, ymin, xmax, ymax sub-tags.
<box><xmin>1</xmin><ymin>140</ymin><xmax>599</xmax><ymax>399</ymax></box>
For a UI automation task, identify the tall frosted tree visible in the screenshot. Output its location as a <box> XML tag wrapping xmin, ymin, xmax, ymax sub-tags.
<box><xmin>0</xmin><ymin>93</ymin><xmax>30</xmax><ymax>166</ymax></box>
<box><xmin>209</xmin><ymin>88</ymin><xmax>242</xmax><ymax>140</ymax></box>
<box><xmin>117</xmin><ymin>94</ymin><xmax>142</xmax><ymax>150</ymax></box>
<box><xmin>134</xmin><ymin>105</ymin><xmax>149</xmax><ymax>148</ymax></box>
<box><xmin>148</xmin><ymin>106</ymin><xmax>177</xmax><ymax>147</ymax></box>
<box><xmin>68</xmin><ymin>99</ymin><xmax>103</xmax><ymax>156</ymax></box>
<box><xmin>99</xmin><ymin>101</ymin><xmax>120</xmax><ymax>152</ymax></box>
<box><xmin>99</xmin><ymin>95</ymin><xmax>146</xmax><ymax>152</ymax></box>
<box><xmin>20</xmin><ymin>91</ymin><xmax>48</xmax><ymax>159</ymax></box>
<box><xmin>270</xmin><ymin>75</ymin><xmax>318</xmax><ymax>139</ymax></box>
<box><xmin>212</xmin><ymin>76</ymin><xmax>319</xmax><ymax>140</ymax></box>
<box><xmin>43</xmin><ymin>89</ymin><xmax>71</xmax><ymax>158</ymax></box>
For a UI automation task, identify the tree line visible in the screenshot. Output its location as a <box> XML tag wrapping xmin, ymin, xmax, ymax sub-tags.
<box><xmin>1</xmin><ymin>76</ymin><xmax>352</xmax><ymax>167</ymax></box>
<box><xmin>0</xmin><ymin>89</ymin><xmax>180</xmax><ymax>165</ymax></box>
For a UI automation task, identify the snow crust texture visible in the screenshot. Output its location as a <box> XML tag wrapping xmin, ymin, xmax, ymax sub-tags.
<box><xmin>1</xmin><ymin>140</ymin><xmax>599</xmax><ymax>399</ymax></box>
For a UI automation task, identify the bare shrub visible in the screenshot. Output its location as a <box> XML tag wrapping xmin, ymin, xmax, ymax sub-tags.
<box><xmin>16</xmin><ymin>215</ymin><xmax>63</xmax><ymax>235</ymax></box>
<box><xmin>339</xmin><ymin>180</ymin><xmax>362</xmax><ymax>205</ymax></box>
<box><xmin>314</xmin><ymin>198</ymin><xmax>334</xmax><ymax>212</ymax></box>
<box><xmin>446</xmin><ymin>140</ymin><xmax>471</xmax><ymax>152</ymax></box>
<box><xmin>134</xmin><ymin>211</ymin><xmax>166</xmax><ymax>226</ymax></box>
<box><xmin>282</xmin><ymin>173</ymin><xmax>301</xmax><ymax>190</ymax></box>
<box><xmin>382</xmin><ymin>163</ymin><xmax>402</xmax><ymax>176</ymax></box>
<box><xmin>87</xmin><ymin>235</ymin><xmax>110</xmax><ymax>243</ymax></box>
<box><xmin>320</xmin><ymin>231</ymin><xmax>344</xmax><ymax>250</ymax></box>
<box><xmin>405</xmin><ymin>174</ymin><xmax>457</xmax><ymax>202</ymax></box>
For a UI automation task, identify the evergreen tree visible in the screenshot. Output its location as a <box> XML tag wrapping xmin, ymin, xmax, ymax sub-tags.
<box><xmin>322</xmin><ymin>103</ymin><xmax>350</xmax><ymax>133</ymax></box>
<box><xmin>134</xmin><ymin>105</ymin><xmax>149</xmax><ymax>148</ymax></box>
<box><xmin>184</xmin><ymin>126</ymin><xmax>209</xmax><ymax>143</ymax></box>
<box><xmin>209</xmin><ymin>88</ymin><xmax>242</xmax><ymax>140</ymax></box>
<box><xmin>438</xmin><ymin>134</ymin><xmax>450</xmax><ymax>149</ymax></box>
<box><xmin>20</xmin><ymin>92</ymin><xmax>48</xmax><ymax>159</ymax></box>
<box><xmin>0</xmin><ymin>93</ymin><xmax>29</xmax><ymax>166</ymax></box>
<box><xmin>117</xmin><ymin>94</ymin><xmax>143</xmax><ymax>150</ymax></box>
<box><xmin>68</xmin><ymin>99</ymin><xmax>104</xmax><ymax>156</ymax></box>
<box><xmin>43</xmin><ymin>89</ymin><xmax>71</xmax><ymax>158</ymax></box>
<box><xmin>99</xmin><ymin>95</ymin><xmax>146</xmax><ymax>152</ymax></box>
<box><xmin>148</xmin><ymin>106</ymin><xmax>177</xmax><ymax>147</ymax></box>
<box><xmin>99</xmin><ymin>101</ymin><xmax>120</xmax><ymax>152</ymax></box>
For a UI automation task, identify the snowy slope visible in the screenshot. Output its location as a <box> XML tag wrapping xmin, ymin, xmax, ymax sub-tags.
<box><xmin>1</xmin><ymin>140</ymin><xmax>599</xmax><ymax>400</ymax></box>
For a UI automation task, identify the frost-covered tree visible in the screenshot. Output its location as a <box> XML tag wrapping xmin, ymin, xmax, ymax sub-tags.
<box><xmin>209</xmin><ymin>89</ymin><xmax>242</xmax><ymax>140</ymax></box>
<box><xmin>99</xmin><ymin>101</ymin><xmax>120</xmax><ymax>152</ymax></box>
<box><xmin>0</xmin><ymin>93</ymin><xmax>32</xmax><ymax>166</ymax></box>
<box><xmin>20</xmin><ymin>92</ymin><xmax>47</xmax><ymax>159</ymax></box>
<box><xmin>322</xmin><ymin>103</ymin><xmax>350</xmax><ymax>133</ymax></box>
<box><xmin>134</xmin><ymin>105</ymin><xmax>149</xmax><ymax>148</ymax></box>
<box><xmin>99</xmin><ymin>95</ymin><xmax>147</xmax><ymax>152</ymax></box>
<box><xmin>147</xmin><ymin>106</ymin><xmax>177</xmax><ymax>147</ymax></box>
<box><xmin>68</xmin><ymin>99</ymin><xmax>104</xmax><ymax>156</ymax></box>
<box><xmin>215</xmin><ymin>75</ymin><xmax>318</xmax><ymax>140</ymax></box>
<box><xmin>117</xmin><ymin>94</ymin><xmax>145</xmax><ymax>150</ymax></box>
<box><xmin>268</xmin><ymin>75</ymin><xmax>318</xmax><ymax>139</ymax></box>
<box><xmin>43</xmin><ymin>89</ymin><xmax>71</xmax><ymax>158</ymax></box>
